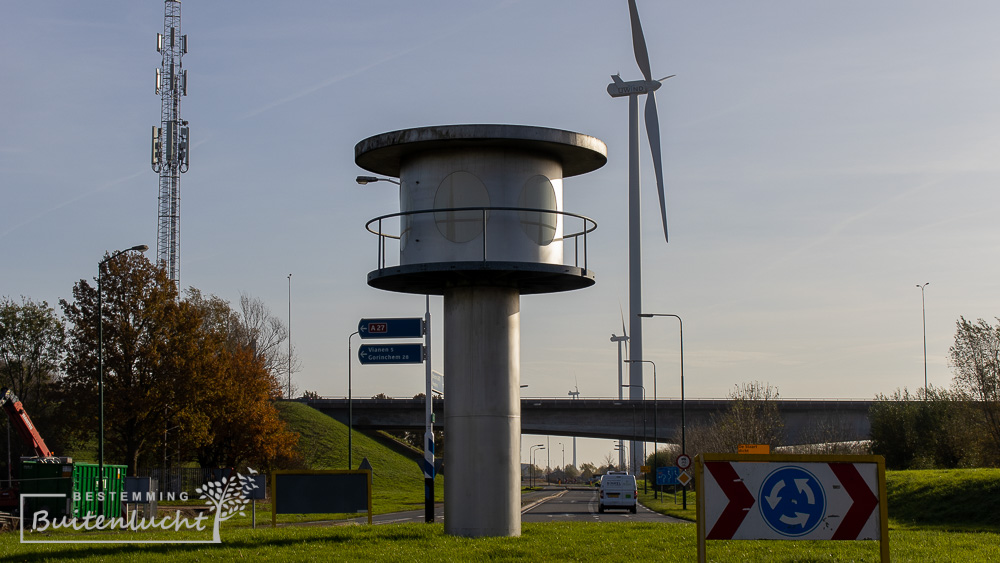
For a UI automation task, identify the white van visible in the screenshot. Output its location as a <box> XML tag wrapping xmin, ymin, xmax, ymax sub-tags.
<box><xmin>598</xmin><ymin>472</ymin><xmax>638</xmax><ymax>513</ymax></box>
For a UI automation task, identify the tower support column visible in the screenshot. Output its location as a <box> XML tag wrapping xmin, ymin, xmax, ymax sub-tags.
<box><xmin>443</xmin><ymin>285</ymin><xmax>521</xmax><ymax>537</ymax></box>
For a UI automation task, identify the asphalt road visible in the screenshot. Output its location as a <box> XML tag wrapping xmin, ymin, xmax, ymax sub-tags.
<box><xmin>330</xmin><ymin>486</ymin><xmax>688</xmax><ymax>526</ymax></box>
<box><xmin>521</xmin><ymin>487</ymin><xmax>688</xmax><ymax>523</ymax></box>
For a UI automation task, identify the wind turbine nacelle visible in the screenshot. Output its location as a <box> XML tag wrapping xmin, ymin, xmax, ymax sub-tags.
<box><xmin>607</xmin><ymin>77</ymin><xmax>661</xmax><ymax>98</ymax></box>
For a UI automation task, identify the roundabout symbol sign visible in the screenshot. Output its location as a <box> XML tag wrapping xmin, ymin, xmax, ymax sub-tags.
<box><xmin>758</xmin><ymin>466</ymin><xmax>826</xmax><ymax>537</ymax></box>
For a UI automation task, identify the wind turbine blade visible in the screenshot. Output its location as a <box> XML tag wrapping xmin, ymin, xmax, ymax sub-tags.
<box><xmin>645</xmin><ymin>90</ymin><xmax>669</xmax><ymax>242</ymax></box>
<box><xmin>627</xmin><ymin>0</ymin><xmax>652</xmax><ymax>82</ymax></box>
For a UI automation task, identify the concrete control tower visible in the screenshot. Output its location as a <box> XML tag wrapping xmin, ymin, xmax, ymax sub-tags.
<box><xmin>355</xmin><ymin>124</ymin><xmax>606</xmax><ymax>537</ymax></box>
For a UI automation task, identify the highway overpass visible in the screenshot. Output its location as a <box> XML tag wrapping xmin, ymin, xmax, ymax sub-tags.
<box><xmin>302</xmin><ymin>397</ymin><xmax>872</xmax><ymax>445</ymax></box>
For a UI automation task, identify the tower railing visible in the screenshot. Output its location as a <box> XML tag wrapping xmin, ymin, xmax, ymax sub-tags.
<box><xmin>365</xmin><ymin>207</ymin><xmax>597</xmax><ymax>272</ymax></box>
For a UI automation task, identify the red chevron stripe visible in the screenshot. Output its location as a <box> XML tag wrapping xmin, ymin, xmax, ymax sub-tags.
<box><xmin>706</xmin><ymin>461</ymin><xmax>755</xmax><ymax>539</ymax></box>
<box><xmin>829</xmin><ymin>463</ymin><xmax>878</xmax><ymax>539</ymax></box>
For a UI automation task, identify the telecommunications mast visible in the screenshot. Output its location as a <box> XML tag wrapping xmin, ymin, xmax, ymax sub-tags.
<box><xmin>150</xmin><ymin>0</ymin><xmax>190</xmax><ymax>285</ymax></box>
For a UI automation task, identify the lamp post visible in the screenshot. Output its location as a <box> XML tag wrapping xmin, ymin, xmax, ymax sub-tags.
<box><xmin>620</xmin><ymin>383</ymin><xmax>645</xmax><ymax>484</ymax></box>
<box><xmin>625</xmin><ymin>359</ymin><xmax>657</xmax><ymax>497</ymax></box>
<box><xmin>351</xmin><ymin>175</ymin><xmax>399</xmax><ymax>470</ymax></box>
<box><xmin>560</xmin><ymin>443</ymin><xmax>565</xmax><ymax>474</ymax></box>
<box><xmin>98</xmin><ymin>244</ymin><xmax>148</xmax><ymax>516</ymax></box>
<box><xmin>917</xmin><ymin>283</ymin><xmax>929</xmax><ymax>399</ymax></box>
<box><xmin>287</xmin><ymin>274</ymin><xmax>292</xmax><ymax>399</ymax></box>
<box><xmin>347</xmin><ymin>330</ymin><xmax>359</xmax><ymax>469</ymax></box>
<box><xmin>568</xmin><ymin>385</ymin><xmax>579</xmax><ymax>469</ymax></box>
<box><xmin>547</xmin><ymin>435</ymin><xmax>551</xmax><ymax>484</ymax></box>
<box><xmin>610</xmin><ymin>333</ymin><xmax>629</xmax><ymax>470</ymax></box>
<box><xmin>638</xmin><ymin>313</ymin><xmax>686</xmax><ymax>509</ymax></box>
<box><xmin>529</xmin><ymin>444</ymin><xmax>544</xmax><ymax>489</ymax></box>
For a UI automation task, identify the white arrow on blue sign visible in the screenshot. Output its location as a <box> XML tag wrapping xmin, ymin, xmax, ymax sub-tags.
<box><xmin>358</xmin><ymin>343</ymin><xmax>424</xmax><ymax>365</ymax></box>
<box><xmin>358</xmin><ymin>318</ymin><xmax>424</xmax><ymax>339</ymax></box>
<box><xmin>657</xmin><ymin>466</ymin><xmax>682</xmax><ymax>486</ymax></box>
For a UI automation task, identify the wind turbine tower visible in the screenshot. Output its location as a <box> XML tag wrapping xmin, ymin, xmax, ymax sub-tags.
<box><xmin>151</xmin><ymin>0</ymin><xmax>190</xmax><ymax>285</ymax></box>
<box><xmin>607</xmin><ymin>0</ymin><xmax>673</xmax><ymax>477</ymax></box>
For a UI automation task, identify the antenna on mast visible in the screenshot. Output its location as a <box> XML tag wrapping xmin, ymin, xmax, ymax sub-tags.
<box><xmin>151</xmin><ymin>0</ymin><xmax>189</xmax><ymax>286</ymax></box>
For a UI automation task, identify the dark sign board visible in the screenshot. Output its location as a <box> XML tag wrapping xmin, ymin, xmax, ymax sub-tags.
<box><xmin>358</xmin><ymin>317</ymin><xmax>423</xmax><ymax>339</ymax></box>
<box><xmin>358</xmin><ymin>343</ymin><xmax>424</xmax><ymax>365</ymax></box>
<box><xmin>271</xmin><ymin>470</ymin><xmax>372</xmax><ymax>526</ymax></box>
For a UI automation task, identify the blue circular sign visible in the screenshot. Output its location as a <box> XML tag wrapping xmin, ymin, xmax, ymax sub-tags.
<box><xmin>758</xmin><ymin>466</ymin><xmax>826</xmax><ymax>537</ymax></box>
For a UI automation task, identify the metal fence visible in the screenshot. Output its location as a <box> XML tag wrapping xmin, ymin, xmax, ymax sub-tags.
<box><xmin>134</xmin><ymin>467</ymin><xmax>267</xmax><ymax>499</ymax></box>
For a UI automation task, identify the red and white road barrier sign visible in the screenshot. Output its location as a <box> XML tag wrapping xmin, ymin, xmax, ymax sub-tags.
<box><xmin>695</xmin><ymin>454</ymin><xmax>889</xmax><ymax>563</ymax></box>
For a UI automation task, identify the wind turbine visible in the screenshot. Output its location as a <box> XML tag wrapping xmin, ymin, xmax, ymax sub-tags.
<box><xmin>607</xmin><ymin>0</ymin><xmax>673</xmax><ymax>477</ymax></box>
<box><xmin>611</xmin><ymin>307</ymin><xmax>630</xmax><ymax>471</ymax></box>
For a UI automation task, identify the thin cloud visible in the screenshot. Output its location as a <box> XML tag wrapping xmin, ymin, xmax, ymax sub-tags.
<box><xmin>0</xmin><ymin>170</ymin><xmax>145</xmax><ymax>240</ymax></box>
<box><xmin>238</xmin><ymin>0</ymin><xmax>522</xmax><ymax>119</ymax></box>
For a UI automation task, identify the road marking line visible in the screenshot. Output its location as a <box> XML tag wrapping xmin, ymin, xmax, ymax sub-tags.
<box><xmin>520</xmin><ymin>490</ymin><xmax>568</xmax><ymax>514</ymax></box>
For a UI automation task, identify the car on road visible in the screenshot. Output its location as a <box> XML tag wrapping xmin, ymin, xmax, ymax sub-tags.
<box><xmin>598</xmin><ymin>471</ymin><xmax>637</xmax><ymax>513</ymax></box>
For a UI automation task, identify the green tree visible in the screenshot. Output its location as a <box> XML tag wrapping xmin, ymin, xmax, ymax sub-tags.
<box><xmin>950</xmin><ymin>317</ymin><xmax>1000</xmax><ymax>451</ymax></box>
<box><xmin>184</xmin><ymin>289</ymin><xmax>299</xmax><ymax>469</ymax></box>
<box><xmin>0</xmin><ymin>296</ymin><xmax>67</xmax><ymax>460</ymax></box>
<box><xmin>59</xmin><ymin>253</ymin><xmax>210</xmax><ymax>473</ymax></box>
<box><xmin>868</xmin><ymin>386</ymin><xmax>990</xmax><ymax>469</ymax></box>
<box><xmin>563</xmin><ymin>464</ymin><xmax>580</xmax><ymax>479</ymax></box>
<box><xmin>233</xmin><ymin>293</ymin><xmax>298</xmax><ymax>398</ymax></box>
<box><xmin>0</xmin><ymin>297</ymin><xmax>65</xmax><ymax>406</ymax></box>
<box><xmin>680</xmin><ymin>382</ymin><xmax>784</xmax><ymax>456</ymax></box>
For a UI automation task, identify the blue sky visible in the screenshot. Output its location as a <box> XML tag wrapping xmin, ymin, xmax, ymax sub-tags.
<box><xmin>3</xmin><ymin>1</ymin><xmax>999</xmax><ymax>467</ymax></box>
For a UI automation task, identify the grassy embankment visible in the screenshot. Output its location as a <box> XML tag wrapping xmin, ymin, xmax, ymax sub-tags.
<box><xmin>258</xmin><ymin>401</ymin><xmax>444</xmax><ymax>521</ymax></box>
<box><xmin>5</xmin><ymin>404</ymin><xmax>1000</xmax><ymax>561</ymax></box>
<box><xmin>638</xmin><ymin>466</ymin><xmax>1000</xmax><ymax>532</ymax></box>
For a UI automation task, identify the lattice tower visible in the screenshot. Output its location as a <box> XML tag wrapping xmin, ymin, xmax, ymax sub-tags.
<box><xmin>150</xmin><ymin>0</ymin><xmax>189</xmax><ymax>286</ymax></box>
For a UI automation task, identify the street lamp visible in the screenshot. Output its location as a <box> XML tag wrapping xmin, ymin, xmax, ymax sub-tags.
<box><xmin>626</xmin><ymin>359</ymin><xmax>657</xmax><ymax>498</ymax></box>
<box><xmin>356</xmin><ymin>175</ymin><xmax>401</xmax><ymax>186</ymax></box>
<box><xmin>917</xmin><ymin>283</ymin><xmax>929</xmax><ymax>400</ymax></box>
<box><xmin>639</xmin><ymin>312</ymin><xmax>686</xmax><ymax>509</ymax></box>
<box><xmin>347</xmin><ymin>330</ymin><xmax>359</xmax><ymax>469</ymax></box>
<box><xmin>529</xmin><ymin>444</ymin><xmax>544</xmax><ymax>489</ymax></box>
<box><xmin>98</xmin><ymin>244</ymin><xmax>147</xmax><ymax>516</ymax></box>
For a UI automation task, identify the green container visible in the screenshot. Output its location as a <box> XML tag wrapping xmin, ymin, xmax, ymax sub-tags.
<box><xmin>20</xmin><ymin>460</ymin><xmax>126</xmax><ymax>519</ymax></box>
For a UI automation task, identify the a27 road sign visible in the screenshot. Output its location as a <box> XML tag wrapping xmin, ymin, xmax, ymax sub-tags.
<box><xmin>358</xmin><ymin>318</ymin><xmax>423</xmax><ymax>339</ymax></box>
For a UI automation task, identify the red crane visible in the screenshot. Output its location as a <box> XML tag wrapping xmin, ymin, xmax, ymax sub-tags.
<box><xmin>1</xmin><ymin>387</ymin><xmax>61</xmax><ymax>513</ymax></box>
<box><xmin>0</xmin><ymin>387</ymin><xmax>54</xmax><ymax>459</ymax></box>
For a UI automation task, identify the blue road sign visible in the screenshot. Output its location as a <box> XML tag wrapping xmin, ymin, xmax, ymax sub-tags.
<box><xmin>657</xmin><ymin>466</ymin><xmax>681</xmax><ymax>486</ymax></box>
<box><xmin>758</xmin><ymin>466</ymin><xmax>827</xmax><ymax>537</ymax></box>
<box><xmin>358</xmin><ymin>318</ymin><xmax>423</xmax><ymax>339</ymax></box>
<box><xmin>358</xmin><ymin>343</ymin><xmax>424</xmax><ymax>365</ymax></box>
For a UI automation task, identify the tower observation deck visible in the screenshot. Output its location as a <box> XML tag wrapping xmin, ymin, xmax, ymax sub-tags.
<box><xmin>355</xmin><ymin>124</ymin><xmax>607</xmax><ymax>538</ymax></box>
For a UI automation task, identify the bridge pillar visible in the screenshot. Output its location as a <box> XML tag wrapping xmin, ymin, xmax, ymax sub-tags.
<box><xmin>444</xmin><ymin>286</ymin><xmax>521</xmax><ymax>537</ymax></box>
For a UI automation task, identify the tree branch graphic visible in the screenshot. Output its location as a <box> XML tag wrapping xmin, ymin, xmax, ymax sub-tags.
<box><xmin>196</xmin><ymin>468</ymin><xmax>258</xmax><ymax>542</ymax></box>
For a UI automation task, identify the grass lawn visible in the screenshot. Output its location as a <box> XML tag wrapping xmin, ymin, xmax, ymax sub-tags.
<box><xmin>4</xmin><ymin>521</ymin><xmax>1000</xmax><ymax>562</ymax></box>
<box><xmin>8</xmin><ymin>408</ymin><xmax>1000</xmax><ymax>561</ymax></box>
<box><xmin>272</xmin><ymin>401</ymin><xmax>444</xmax><ymax>515</ymax></box>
